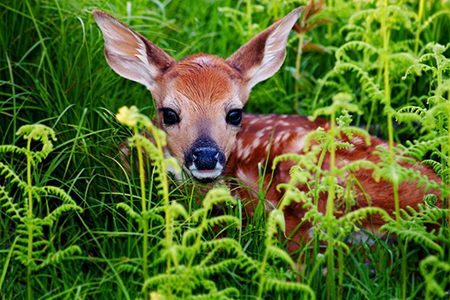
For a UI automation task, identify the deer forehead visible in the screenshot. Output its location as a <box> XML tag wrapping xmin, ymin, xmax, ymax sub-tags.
<box><xmin>159</xmin><ymin>54</ymin><xmax>246</xmax><ymax>110</ymax></box>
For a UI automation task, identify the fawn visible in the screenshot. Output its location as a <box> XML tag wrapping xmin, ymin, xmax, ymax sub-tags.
<box><xmin>93</xmin><ymin>8</ymin><xmax>442</xmax><ymax>250</ymax></box>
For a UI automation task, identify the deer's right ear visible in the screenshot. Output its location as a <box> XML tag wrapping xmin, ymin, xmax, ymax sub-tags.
<box><xmin>93</xmin><ymin>10</ymin><xmax>175</xmax><ymax>91</ymax></box>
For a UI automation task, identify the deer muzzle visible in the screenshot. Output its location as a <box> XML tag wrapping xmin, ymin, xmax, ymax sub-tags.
<box><xmin>184</xmin><ymin>136</ymin><xmax>226</xmax><ymax>183</ymax></box>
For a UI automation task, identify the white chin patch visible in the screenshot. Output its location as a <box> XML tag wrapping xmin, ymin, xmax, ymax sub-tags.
<box><xmin>189</xmin><ymin>163</ymin><xmax>223</xmax><ymax>181</ymax></box>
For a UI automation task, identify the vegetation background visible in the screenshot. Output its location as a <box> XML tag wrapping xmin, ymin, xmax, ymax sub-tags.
<box><xmin>1</xmin><ymin>0</ymin><xmax>449</xmax><ymax>299</ymax></box>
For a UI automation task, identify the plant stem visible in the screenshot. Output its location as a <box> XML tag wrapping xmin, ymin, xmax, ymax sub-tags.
<box><xmin>380</xmin><ymin>1</ymin><xmax>406</xmax><ymax>298</ymax></box>
<box><xmin>327</xmin><ymin>0</ymin><xmax>333</xmax><ymax>39</ymax></box>
<box><xmin>247</xmin><ymin>0</ymin><xmax>252</xmax><ymax>35</ymax></box>
<box><xmin>26</xmin><ymin>137</ymin><xmax>33</xmax><ymax>300</ymax></box>
<box><xmin>257</xmin><ymin>252</ymin><xmax>268</xmax><ymax>300</ymax></box>
<box><xmin>182</xmin><ymin>206</ymin><xmax>209</xmax><ymax>297</ymax></box>
<box><xmin>294</xmin><ymin>33</ymin><xmax>305</xmax><ymax>111</ymax></box>
<box><xmin>338</xmin><ymin>247</ymin><xmax>343</xmax><ymax>300</ymax></box>
<box><xmin>400</xmin><ymin>238</ymin><xmax>407</xmax><ymax>300</ymax></box>
<box><xmin>407</xmin><ymin>0</ymin><xmax>425</xmax><ymax>105</ymax></box>
<box><xmin>414</xmin><ymin>0</ymin><xmax>424</xmax><ymax>56</ymax></box>
<box><xmin>151</xmin><ymin>127</ymin><xmax>172</xmax><ymax>297</ymax></box>
<box><xmin>134</xmin><ymin>128</ymin><xmax>149</xmax><ymax>300</ymax></box>
<box><xmin>447</xmin><ymin>113</ymin><xmax>450</xmax><ymax>257</ymax></box>
<box><xmin>326</xmin><ymin>110</ymin><xmax>336</xmax><ymax>300</ymax></box>
<box><xmin>435</xmin><ymin>48</ymin><xmax>450</xmax><ymax>257</ymax></box>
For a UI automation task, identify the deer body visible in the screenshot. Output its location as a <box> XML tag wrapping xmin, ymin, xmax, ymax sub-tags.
<box><xmin>94</xmin><ymin>8</ymin><xmax>442</xmax><ymax>250</ymax></box>
<box><xmin>227</xmin><ymin>113</ymin><xmax>440</xmax><ymax>249</ymax></box>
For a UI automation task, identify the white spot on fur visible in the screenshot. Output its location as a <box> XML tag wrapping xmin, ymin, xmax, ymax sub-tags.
<box><xmin>289</xmin><ymin>135</ymin><xmax>306</xmax><ymax>153</ymax></box>
<box><xmin>240</xmin><ymin>146</ymin><xmax>251</xmax><ymax>161</ymax></box>
<box><xmin>352</xmin><ymin>137</ymin><xmax>364</xmax><ymax>145</ymax></box>
<box><xmin>237</xmin><ymin>168</ymin><xmax>257</xmax><ymax>185</ymax></box>
<box><xmin>252</xmin><ymin>137</ymin><xmax>261</xmax><ymax>148</ymax></box>
<box><xmin>249</xmin><ymin>118</ymin><xmax>259</xmax><ymax>125</ymax></box>
<box><xmin>235</xmin><ymin>138</ymin><xmax>243</xmax><ymax>152</ymax></box>
<box><xmin>274</xmin><ymin>135</ymin><xmax>283</xmax><ymax>145</ymax></box>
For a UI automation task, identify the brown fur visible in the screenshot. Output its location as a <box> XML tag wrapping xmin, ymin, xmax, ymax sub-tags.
<box><xmin>226</xmin><ymin>114</ymin><xmax>442</xmax><ymax>251</ymax></box>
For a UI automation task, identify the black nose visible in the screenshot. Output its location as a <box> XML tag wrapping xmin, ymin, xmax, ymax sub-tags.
<box><xmin>192</xmin><ymin>147</ymin><xmax>219</xmax><ymax>170</ymax></box>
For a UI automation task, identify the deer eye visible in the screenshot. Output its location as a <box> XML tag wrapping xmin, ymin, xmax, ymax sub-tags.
<box><xmin>160</xmin><ymin>108</ymin><xmax>180</xmax><ymax>126</ymax></box>
<box><xmin>226</xmin><ymin>109</ymin><xmax>243</xmax><ymax>126</ymax></box>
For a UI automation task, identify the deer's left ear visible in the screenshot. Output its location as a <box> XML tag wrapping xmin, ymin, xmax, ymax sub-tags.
<box><xmin>226</xmin><ymin>7</ymin><xmax>303</xmax><ymax>90</ymax></box>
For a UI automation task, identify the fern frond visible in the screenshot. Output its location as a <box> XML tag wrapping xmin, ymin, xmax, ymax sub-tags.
<box><xmin>38</xmin><ymin>245</ymin><xmax>82</xmax><ymax>269</ymax></box>
<box><xmin>380</xmin><ymin>204</ymin><xmax>447</xmax><ymax>255</ymax></box>
<box><xmin>182</xmin><ymin>228</ymin><xmax>201</xmax><ymax>247</ymax></box>
<box><xmin>41</xmin><ymin>186</ymin><xmax>77</xmax><ymax>205</ymax></box>
<box><xmin>339</xmin><ymin>160</ymin><xmax>379</xmax><ymax>179</ymax></box>
<box><xmin>421</xmin><ymin>11</ymin><xmax>450</xmax><ymax>32</ymax></box>
<box><xmin>389</xmin><ymin>53</ymin><xmax>416</xmax><ymax>77</ymax></box>
<box><xmin>334</xmin><ymin>63</ymin><xmax>383</xmax><ymax>102</ymax></box>
<box><xmin>117</xmin><ymin>203</ymin><xmax>141</xmax><ymax>221</ymax></box>
<box><xmin>401</xmin><ymin>166</ymin><xmax>442</xmax><ymax>192</ymax></box>
<box><xmin>264</xmin><ymin>279</ymin><xmax>315</xmax><ymax>299</ymax></box>
<box><xmin>387</xmin><ymin>5</ymin><xmax>414</xmax><ymax>30</ymax></box>
<box><xmin>168</xmin><ymin>201</ymin><xmax>188</xmax><ymax>220</ymax></box>
<box><xmin>400</xmin><ymin>204</ymin><xmax>447</xmax><ymax>226</ymax></box>
<box><xmin>337</xmin><ymin>207</ymin><xmax>390</xmax><ymax>233</ymax></box>
<box><xmin>198</xmin><ymin>247</ymin><xmax>221</xmax><ymax>267</ymax></box>
<box><xmin>0</xmin><ymin>185</ymin><xmax>23</xmax><ymax>219</ymax></box>
<box><xmin>381</xmin><ymin>223</ymin><xmax>443</xmax><ymax>255</ymax></box>
<box><xmin>188</xmin><ymin>287</ymin><xmax>240</xmax><ymax>300</ymax></box>
<box><xmin>0</xmin><ymin>145</ymin><xmax>28</xmax><ymax>156</ymax></box>
<box><xmin>202</xmin><ymin>188</ymin><xmax>236</xmax><ymax>211</ymax></box>
<box><xmin>0</xmin><ymin>162</ymin><xmax>25</xmax><ymax>185</ymax></box>
<box><xmin>421</xmin><ymin>159</ymin><xmax>442</xmax><ymax>175</ymax></box>
<box><xmin>398</xmin><ymin>137</ymin><xmax>445</xmax><ymax>160</ymax></box>
<box><xmin>342</xmin><ymin>128</ymin><xmax>371</xmax><ymax>145</ymax></box>
<box><xmin>335</xmin><ymin>41</ymin><xmax>379</xmax><ymax>63</ymax></box>
<box><xmin>143</xmin><ymin>273</ymin><xmax>183</xmax><ymax>290</ymax></box>
<box><xmin>202</xmin><ymin>239</ymin><xmax>244</xmax><ymax>256</ymax></box>
<box><xmin>16</xmin><ymin>124</ymin><xmax>56</xmax><ymax>162</ymax></box>
<box><xmin>395</xmin><ymin>105</ymin><xmax>427</xmax><ymax>125</ymax></box>
<box><xmin>207</xmin><ymin>215</ymin><xmax>239</xmax><ymax>228</ymax></box>
<box><xmin>43</xmin><ymin>204</ymin><xmax>83</xmax><ymax>225</ymax></box>
<box><xmin>193</xmin><ymin>258</ymin><xmax>240</xmax><ymax>277</ymax></box>
<box><xmin>419</xmin><ymin>255</ymin><xmax>450</xmax><ymax>298</ymax></box>
<box><xmin>266</xmin><ymin>209</ymin><xmax>286</xmax><ymax>237</ymax></box>
<box><xmin>118</xmin><ymin>263</ymin><xmax>142</xmax><ymax>274</ymax></box>
<box><xmin>266</xmin><ymin>245</ymin><xmax>295</xmax><ymax>269</ymax></box>
<box><xmin>143</xmin><ymin>210</ymin><xmax>165</xmax><ymax>224</ymax></box>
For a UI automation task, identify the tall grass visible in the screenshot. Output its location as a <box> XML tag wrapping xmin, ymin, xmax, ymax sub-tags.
<box><xmin>1</xmin><ymin>0</ymin><xmax>450</xmax><ymax>299</ymax></box>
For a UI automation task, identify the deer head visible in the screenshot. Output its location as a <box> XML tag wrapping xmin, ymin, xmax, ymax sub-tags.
<box><xmin>93</xmin><ymin>8</ymin><xmax>303</xmax><ymax>183</ymax></box>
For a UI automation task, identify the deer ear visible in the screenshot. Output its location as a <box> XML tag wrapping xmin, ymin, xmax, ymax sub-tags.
<box><xmin>226</xmin><ymin>7</ymin><xmax>303</xmax><ymax>90</ymax></box>
<box><xmin>93</xmin><ymin>10</ymin><xmax>175</xmax><ymax>91</ymax></box>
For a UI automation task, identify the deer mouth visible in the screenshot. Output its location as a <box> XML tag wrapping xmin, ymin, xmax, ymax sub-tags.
<box><xmin>188</xmin><ymin>163</ymin><xmax>224</xmax><ymax>183</ymax></box>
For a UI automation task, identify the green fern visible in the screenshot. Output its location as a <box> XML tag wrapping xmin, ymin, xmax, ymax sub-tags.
<box><xmin>0</xmin><ymin>124</ymin><xmax>82</xmax><ymax>299</ymax></box>
<box><xmin>380</xmin><ymin>204</ymin><xmax>449</xmax><ymax>256</ymax></box>
<box><xmin>420</xmin><ymin>255</ymin><xmax>450</xmax><ymax>299</ymax></box>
